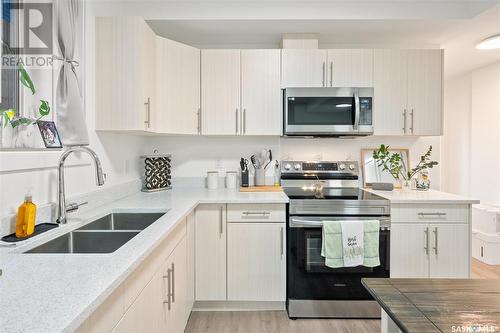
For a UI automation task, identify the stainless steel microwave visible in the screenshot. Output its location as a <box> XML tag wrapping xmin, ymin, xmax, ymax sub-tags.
<box><xmin>283</xmin><ymin>87</ymin><xmax>374</xmax><ymax>137</ymax></box>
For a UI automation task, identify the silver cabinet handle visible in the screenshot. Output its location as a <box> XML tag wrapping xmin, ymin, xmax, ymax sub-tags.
<box><xmin>235</xmin><ymin>108</ymin><xmax>239</xmax><ymax>135</ymax></box>
<box><xmin>144</xmin><ymin>97</ymin><xmax>151</xmax><ymax>128</ymax></box>
<box><xmin>402</xmin><ymin>109</ymin><xmax>407</xmax><ymax>134</ymax></box>
<box><xmin>330</xmin><ymin>61</ymin><xmax>333</xmax><ymax>87</ymax></box>
<box><xmin>322</xmin><ymin>62</ymin><xmax>326</xmax><ymax>87</ymax></box>
<box><xmin>171</xmin><ymin>263</ymin><xmax>175</xmax><ymax>303</ymax></box>
<box><xmin>243</xmin><ymin>108</ymin><xmax>246</xmax><ymax>135</ymax></box>
<box><xmin>433</xmin><ymin>227</ymin><xmax>438</xmax><ymax>255</ymax></box>
<box><xmin>242</xmin><ymin>211</ymin><xmax>271</xmax><ymax>217</ymax></box>
<box><xmin>162</xmin><ymin>269</ymin><xmax>172</xmax><ymax>310</ymax></box>
<box><xmin>424</xmin><ymin>227</ymin><xmax>429</xmax><ymax>255</ymax></box>
<box><xmin>410</xmin><ymin>109</ymin><xmax>414</xmax><ymax>134</ymax></box>
<box><xmin>418</xmin><ymin>212</ymin><xmax>447</xmax><ymax>217</ymax></box>
<box><xmin>197</xmin><ymin>108</ymin><xmax>201</xmax><ymax>135</ymax></box>
<box><xmin>219</xmin><ymin>206</ymin><xmax>224</xmax><ymax>237</ymax></box>
<box><xmin>280</xmin><ymin>227</ymin><xmax>284</xmax><ymax>258</ymax></box>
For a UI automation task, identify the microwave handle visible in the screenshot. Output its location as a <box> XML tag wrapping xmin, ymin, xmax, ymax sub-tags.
<box><xmin>353</xmin><ymin>92</ymin><xmax>360</xmax><ymax>131</ymax></box>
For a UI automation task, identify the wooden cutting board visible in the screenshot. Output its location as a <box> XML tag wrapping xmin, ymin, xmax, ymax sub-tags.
<box><xmin>239</xmin><ymin>186</ymin><xmax>283</xmax><ymax>192</ymax></box>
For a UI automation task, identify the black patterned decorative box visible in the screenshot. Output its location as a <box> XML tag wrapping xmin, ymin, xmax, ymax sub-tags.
<box><xmin>140</xmin><ymin>152</ymin><xmax>172</xmax><ymax>192</ymax></box>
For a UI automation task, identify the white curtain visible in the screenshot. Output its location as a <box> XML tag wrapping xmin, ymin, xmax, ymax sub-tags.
<box><xmin>55</xmin><ymin>0</ymin><xmax>89</xmax><ymax>146</ymax></box>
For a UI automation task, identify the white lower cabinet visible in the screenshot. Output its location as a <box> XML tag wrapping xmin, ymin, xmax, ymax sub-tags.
<box><xmin>195</xmin><ymin>203</ymin><xmax>287</xmax><ymax>304</ymax></box>
<box><xmin>227</xmin><ymin>222</ymin><xmax>286</xmax><ymax>301</ymax></box>
<box><xmin>391</xmin><ymin>222</ymin><xmax>470</xmax><ymax>278</ymax></box>
<box><xmin>195</xmin><ymin>204</ymin><xmax>227</xmax><ymax>301</ymax></box>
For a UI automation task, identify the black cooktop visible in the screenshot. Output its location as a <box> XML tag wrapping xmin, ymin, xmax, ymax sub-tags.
<box><xmin>283</xmin><ymin>187</ymin><xmax>386</xmax><ymax>201</ymax></box>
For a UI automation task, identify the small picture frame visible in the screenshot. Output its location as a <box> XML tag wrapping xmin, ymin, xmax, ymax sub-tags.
<box><xmin>37</xmin><ymin>121</ymin><xmax>63</xmax><ymax>148</ymax></box>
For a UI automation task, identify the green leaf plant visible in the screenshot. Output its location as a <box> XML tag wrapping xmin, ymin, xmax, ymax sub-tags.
<box><xmin>372</xmin><ymin>144</ymin><xmax>438</xmax><ymax>181</ymax></box>
<box><xmin>0</xmin><ymin>63</ymin><xmax>51</xmax><ymax>128</ymax></box>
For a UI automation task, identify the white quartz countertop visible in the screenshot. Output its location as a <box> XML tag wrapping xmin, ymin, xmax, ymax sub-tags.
<box><xmin>0</xmin><ymin>188</ymin><xmax>288</xmax><ymax>333</ymax></box>
<box><xmin>366</xmin><ymin>188</ymin><xmax>480</xmax><ymax>204</ymax></box>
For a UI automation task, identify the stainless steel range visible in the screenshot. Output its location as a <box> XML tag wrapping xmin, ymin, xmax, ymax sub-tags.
<box><xmin>281</xmin><ymin>160</ymin><xmax>390</xmax><ymax>319</ymax></box>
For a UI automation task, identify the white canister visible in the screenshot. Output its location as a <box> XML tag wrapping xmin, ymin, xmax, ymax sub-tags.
<box><xmin>226</xmin><ymin>171</ymin><xmax>238</xmax><ymax>189</ymax></box>
<box><xmin>207</xmin><ymin>171</ymin><xmax>219</xmax><ymax>189</ymax></box>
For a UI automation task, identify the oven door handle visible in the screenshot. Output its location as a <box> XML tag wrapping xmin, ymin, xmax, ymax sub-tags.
<box><xmin>289</xmin><ymin>217</ymin><xmax>391</xmax><ymax>229</ymax></box>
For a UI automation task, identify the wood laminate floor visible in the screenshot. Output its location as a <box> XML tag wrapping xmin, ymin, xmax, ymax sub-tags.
<box><xmin>186</xmin><ymin>260</ymin><xmax>500</xmax><ymax>333</ymax></box>
<box><xmin>185</xmin><ymin>311</ymin><xmax>380</xmax><ymax>333</ymax></box>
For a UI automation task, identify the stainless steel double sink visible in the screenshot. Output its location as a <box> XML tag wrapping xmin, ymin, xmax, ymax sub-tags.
<box><xmin>24</xmin><ymin>212</ymin><xmax>166</xmax><ymax>254</ymax></box>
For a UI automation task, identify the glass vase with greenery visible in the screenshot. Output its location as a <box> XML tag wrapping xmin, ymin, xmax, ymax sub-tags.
<box><xmin>372</xmin><ymin>144</ymin><xmax>438</xmax><ymax>189</ymax></box>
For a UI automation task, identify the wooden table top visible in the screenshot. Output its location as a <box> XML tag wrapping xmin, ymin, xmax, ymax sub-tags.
<box><xmin>362</xmin><ymin>278</ymin><xmax>500</xmax><ymax>333</ymax></box>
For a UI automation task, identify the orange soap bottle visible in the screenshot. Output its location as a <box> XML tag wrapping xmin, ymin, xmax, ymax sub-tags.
<box><xmin>15</xmin><ymin>195</ymin><xmax>36</xmax><ymax>238</ymax></box>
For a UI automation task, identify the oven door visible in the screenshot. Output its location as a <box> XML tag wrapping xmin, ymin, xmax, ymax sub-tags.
<box><xmin>284</xmin><ymin>88</ymin><xmax>373</xmax><ymax>136</ymax></box>
<box><xmin>287</xmin><ymin>216</ymin><xmax>390</xmax><ymax>301</ymax></box>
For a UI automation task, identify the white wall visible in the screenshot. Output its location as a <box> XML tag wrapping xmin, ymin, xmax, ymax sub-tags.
<box><xmin>441</xmin><ymin>73</ymin><xmax>471</xmax><ymax>196</ymax></box>
<box><xmin>441</xmin><ymin>60</ymin><xmax>500</xmax><ymax>205</ymax></box>
<box><xmin>148</xmin><ymin>135</ymin><xmax>441</xmax><ymax>188</ymax></box>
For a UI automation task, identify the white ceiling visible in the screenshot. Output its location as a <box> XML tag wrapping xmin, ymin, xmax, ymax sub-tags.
<box><xmin>144</xmin><ymin>1</ymin><xmax>500</xmax><ymax>78</ymax></box>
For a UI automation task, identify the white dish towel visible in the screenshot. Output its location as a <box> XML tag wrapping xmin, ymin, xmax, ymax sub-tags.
<box><xmin>340</xmin><ymin>221</ymin><xmax>364</xmax><ymax>267</ymax></box>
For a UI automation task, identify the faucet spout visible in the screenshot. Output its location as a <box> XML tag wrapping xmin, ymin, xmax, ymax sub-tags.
<box><xmin>57</xmin><ymin>146</ymin><xmax>106</xmax><ymax>224</ymax></box>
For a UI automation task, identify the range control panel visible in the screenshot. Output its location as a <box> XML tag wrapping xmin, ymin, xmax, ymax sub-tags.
<box><xmin>281</xmin><ymin>161</ymin><xmax>359</xmax><ymax>174</ymax></box>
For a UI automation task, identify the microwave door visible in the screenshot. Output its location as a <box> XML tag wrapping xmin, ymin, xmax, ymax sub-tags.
<box><xmin>285</xmin><ymin>94</ymin><xmax>356</xmax><ymax>135</ymax></box>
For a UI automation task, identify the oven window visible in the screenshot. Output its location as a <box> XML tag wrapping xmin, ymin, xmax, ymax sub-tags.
<box><xmin>287</xmin><ymin>96</ymin><xmax>355</xmax><ymax>126</ymax></box>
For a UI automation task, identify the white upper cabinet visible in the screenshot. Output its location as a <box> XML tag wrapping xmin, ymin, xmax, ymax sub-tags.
<box><xmin>374</xmin><ymin>49</ymin><xmax>443</xmax><ymax>136</ymax></box>
<box><xmin>241</xmin><ymin>50</ymin><xmax>282</xmax><ymax>135</ymax></box>
<box><xmin>407</xmin><ymin>50</ymin><xmax>443</xmax><ymax>136</ymax></box>
<box><xmin>327</xmin><ymin>49</ymin><xmax>373</xmax><ymax>87</ymax></box>
<box><xmin>201</xmin><ymin>50</ymin><xmax>241</xmax><ymax>135</ymax></box>
<box><xmin>281</xmin><ymin>49</ymin><xmax>327</xmax><ymax>88</ymax></box>
<box><xmin>156</xmin><ymin>37</ymin><xmax>200</xmax><ymax>134</ymax></box>
<box><xmin>96</xmin><ymin>16</ymin><xmax>156</xmax><ymax>132</ymax></box>
<box><xmin>373</xmin><ymin>49</ymin><xmax>409</xmax><ymax>135</ymax></box>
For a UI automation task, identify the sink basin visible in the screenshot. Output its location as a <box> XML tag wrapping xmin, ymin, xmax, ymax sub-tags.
<box><xmin>23</xmin><ymin>211</ymin><xmax>166</xmax><ymax>254</ymax></box>
<box><xmin>25</xmin><ymin>231</ymin><xmax>139</xmax><ymax>254</ymax></box>
<box><xmin>77</xmin><ymin>212</ymin><xmax>166</xmax><ymax>231</ymax></box>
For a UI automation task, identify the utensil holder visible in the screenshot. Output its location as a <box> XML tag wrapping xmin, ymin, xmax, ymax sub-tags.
<box><xmin>255</xmin><ymin>169</ymin><xmax>266</xmax><ymax>186</ymax></box>
<box><xmin>241</xmin><ymin>169</ymin><xmax>249</xmax><ymax>187</ymax></box>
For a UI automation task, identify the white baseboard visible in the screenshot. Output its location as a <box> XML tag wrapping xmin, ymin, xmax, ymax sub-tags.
<box><xmin>192</xmin><ymin>301</ymin><xmax>285</xmax><ymax>312</ymax></box>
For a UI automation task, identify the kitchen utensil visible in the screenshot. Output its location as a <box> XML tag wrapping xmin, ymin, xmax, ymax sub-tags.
<box><xmin>250</xmin><ymin>155</ymin><xmax>260</xmax><ymax>169</ymax></box>
<box><xmin>260</xmin><ymin>149</ymin><xmax>268</xmax><ymax>167</ymax></box>
<box><xmin>264</xmin><ymin>149</ymin><xmax>272</xmax><ymax>169</ymax></box>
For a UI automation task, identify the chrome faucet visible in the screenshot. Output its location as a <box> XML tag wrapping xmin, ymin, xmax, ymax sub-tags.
<box><xmin>57</xmin><ymin>146</ymin><xmax>106</xmax><ymax>224</ymax></box>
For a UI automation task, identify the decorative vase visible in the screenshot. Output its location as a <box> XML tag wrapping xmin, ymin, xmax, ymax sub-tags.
<box><xmin>416</xmin><ymin>168</ymin><xmax>430</xmax><ymax>191</ymax></box>
<box><xmin>401</xmin><ymin>180</ymin><xmax>412</xmax><ymax>191</ymax></box>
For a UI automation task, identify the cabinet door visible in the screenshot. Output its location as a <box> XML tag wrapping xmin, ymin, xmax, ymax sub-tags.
<box><xmin>227</xmin><ymin>223</ymin><xmax>286</xmax><ymax>301</ymax></box>
<box><xmin>429</xmin><ymin>224</ymin><xmax>470</xmax><ymax>278</ymax></box>
<box><xmin>407</xmin><ymin>50</ymin><xmax>443</xmax><ymax>136</ymax></box>
<box><xmin>186</xmin><ymin>212</ymin><xmax>195</xmax><ymax>311</ymax></box>
<box><xmin>96</xmin><ymin>17</ymin><xmax>155</xmax><ymax>132</ymax></box>
<box><xmin>195</xmin><ymin>204</ymin><xmax>227</xmax><ymax>300</ymax></box>
<box><xmin>390</xmin><ymin>224</ymin><xmax>429</xmax><ymax>278</ymax></box>
<box><xmin>327</xmin><ymin>49</ymin><xmax>373</xmax><ymax>87</ymax></box>
<box><xmin>241</xmin><ymin>49</ymin><xmax>282</xmax><ymax>135</ymax></box>
<box><xmin>201</xmin><ymin>50</ymin><xmax>241</xmax><ymax>135</ymax></box>
<box><xmin>373</xmin><ymin>49</ymin><xmax>409</xmax><ymax>135</ymax></box>
<box><xmin>281</xmin><ymin>49</ymin><xmax>327</xmax><ymax>88</ymax></box>
<box><xmin>112</xmin><ymin>270</ymin><xmax>165</xmax><ymax>333</ymax></box>
<box><xmin>164</xmin><ymin>236</ymin><xmax>189</xmax><ymax>333</ymax></box>
<box><xmin>156</xmin><ymin>37</ymin><xmax>200</xmax><ymax>134</ymax></box>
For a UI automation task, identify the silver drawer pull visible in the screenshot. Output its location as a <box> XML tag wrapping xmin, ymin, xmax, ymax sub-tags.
<box><xmin>418</xmin><ymin>212</ymin><xmax>447</xmax><ymax>217</ymax></box>
<box><xmin>242</xmin><ymin>211</ymin><xmax>271</xmax><ymax>216</ymax></box>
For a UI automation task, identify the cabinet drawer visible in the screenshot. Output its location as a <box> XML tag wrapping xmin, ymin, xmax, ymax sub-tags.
<box><xmin>392</xmin><ymin>204</ymin><xmax>469</xmax><ymax>223</ymax></box>
<box><xmin>227</xmin><ymin>204</ymin><xmax>286</xmax><ymax>222</ymax></box>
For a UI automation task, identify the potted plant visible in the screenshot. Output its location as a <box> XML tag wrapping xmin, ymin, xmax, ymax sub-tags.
<box><xmin>372</xmin><ymin>144</ymin><xmax>438</xmax><ymax>190</ymax></box>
